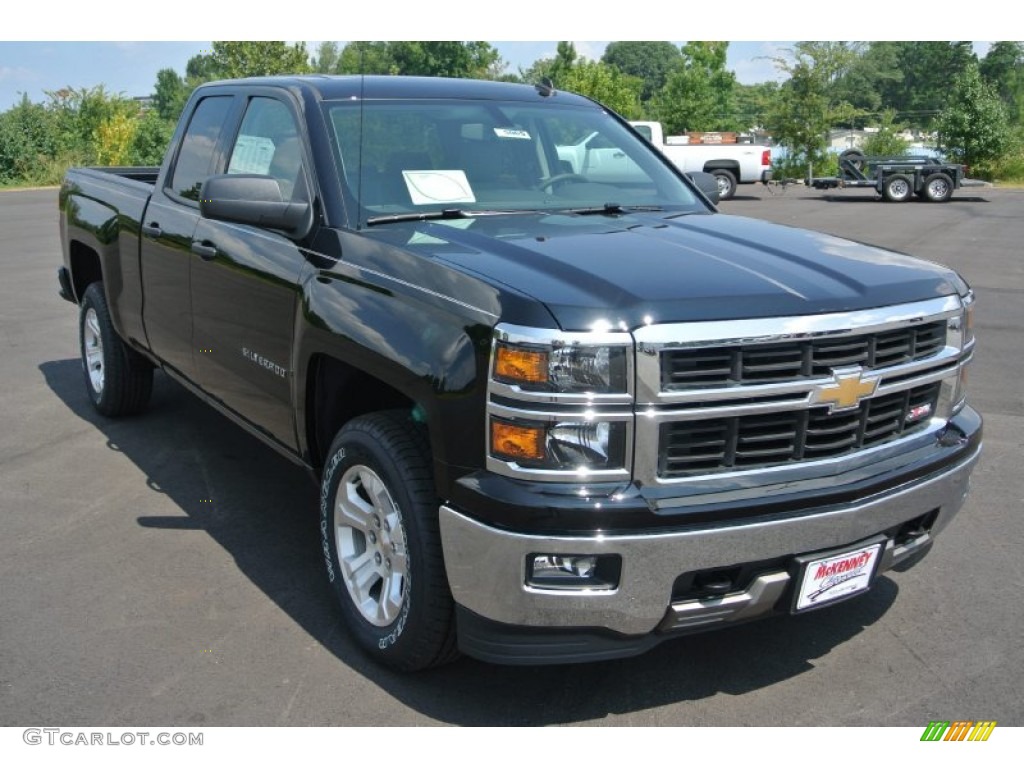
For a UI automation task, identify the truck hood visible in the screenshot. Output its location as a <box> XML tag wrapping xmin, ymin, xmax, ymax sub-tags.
<box><xmin>372</xmin><ymin>212</ymin><xmax>965</xmax><ymax>331</ymax></box>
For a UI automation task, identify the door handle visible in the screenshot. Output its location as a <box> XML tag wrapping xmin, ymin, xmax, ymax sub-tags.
<box><xmin>190</xmin><ymin>241</ymin><xmax>218</xmax><ymax>261</ymax></box>
<box><xmin>142</xmin><ymin>222</ymin><xmax>162</xmax><ymax>237</ymax></box>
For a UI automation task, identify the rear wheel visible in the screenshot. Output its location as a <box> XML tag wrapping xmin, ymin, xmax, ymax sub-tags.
<box><xmin>319</xmin><ymin>410</ymin><xmax>458</xmax><ymax>671</ymax></box>
<box><xmin>922</xmin><ymin>172</ymin><xmax>954</xmax><ymax>203</ymax></box>
<box><xmin>710</xmin><ymin>169</ymin><xmax>738</xmax><ymax>201</ymax></box>
<box><xmin>79</xmin><ymin>282</ymin><xmax>153</xmax><ymax>416</ymax></box>
<box><xmin>882</xmin><ymin>173</ymin><xmax>912</xmax><ymax>203</ymax></box>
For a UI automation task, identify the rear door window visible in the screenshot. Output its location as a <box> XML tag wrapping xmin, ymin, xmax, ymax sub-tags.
<box><xmin>169</xmin><ymin>96</ymin><xmax>234</xmax><ymax>202</ymax></box>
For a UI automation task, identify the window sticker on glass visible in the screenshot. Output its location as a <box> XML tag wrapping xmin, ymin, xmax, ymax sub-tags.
<box><xmin>229</xmin><ymin>135</ymin><xmax>276</xmax><ymax>175</ymax></box>
<box><xmin>494</xmin><ymin>127</ymin><xmax>531</xmax><ymax>140</ymax></box>
<box><xmin>402</xmin><ymin>170</ymin><xmax>476</xmax><ymax>205</ymax></box>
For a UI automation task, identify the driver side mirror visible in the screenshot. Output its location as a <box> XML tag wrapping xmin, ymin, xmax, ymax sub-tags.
<box><xmin>687</xmin><ymin>171</ymin><xmax>720</xmax><ymax>205</ymax></box>
<box><xmin>199</xmin><ymin>174</ymin><xmax>311</xmax><ymax>235</ymax></box>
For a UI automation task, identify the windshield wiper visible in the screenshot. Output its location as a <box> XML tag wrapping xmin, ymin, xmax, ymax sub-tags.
<box><xmin>365</xmin><ymin>208</ymin><xmax>545</xmax><ymax>226</ymax></box>
<box><xmin>556</xmin><ymin>203</ymin><xmax>664</xmax><ymax>216</ymax></box>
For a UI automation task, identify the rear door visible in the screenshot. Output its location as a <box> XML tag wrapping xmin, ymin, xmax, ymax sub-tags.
<box><xmin>140</xmin><ymin>94</ymin><xmax>238</xmax><ymax>380</ymax></box>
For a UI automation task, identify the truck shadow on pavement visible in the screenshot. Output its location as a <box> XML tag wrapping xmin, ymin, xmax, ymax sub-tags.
<box><xmin>42</xmin><ymin>358</ymin><xmax>900</xmax><ymax>725</ymax></box>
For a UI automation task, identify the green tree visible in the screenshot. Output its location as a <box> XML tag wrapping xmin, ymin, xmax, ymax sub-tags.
<box><xmin>938</xmin><ymin>62</ymin><xmax>1012</xmax><ymax>176</ymax></box>
<box><xmin>152</xmin><ymin>68</ymin><xmax>189</xmax><ymax>121</ymax></box>
<box><xmin>832</xmin><ymin>42</ymin><xmax>893</xmax><ymax>113</ymax></box>
<box><xmin>765</xmin><ymin>43</ymin><xmax>862</xmax><ymax>179</ymax></box>
<box><xmin>871</xmin><ymin>42</ymin><xmax>975</xmax><ymax>124</ymax></box>
<box><xmin>733</xmin><ymin>81</ymin><xmax>780</xmax><ymax>132</ymax></box>
<box><xmin>652</xmin><ymin>42</ymin><xmax>738</xmax><ymax>133</ymax></box>
<box><xmin>558</xmin><ymin>58</ymin><xmax>642</xmax><ymax>118</ymax></box>
<box><xmin>208</xmin><ymin>41</ymin><xmax>311</xmax><ymax>79</ymax></box>
<box><xmin>185</xmin><ymin>51</ymin><xmax>222</xmax><ymax>82</ymax></box>
<box><xmin>311</xmin><ymin>41</ymin><xmax>342</xmax><ymax>74</ymax></box>
<box><xmin>862</xmin><ymin>110</ymin><xmax>910</xmax><ymax>156</ymax></box>
<box><xmin>338</xmin><ymin>42</ymin><xmax>396</xmax><ymax>74</ymax></box>
<box><xmin>602</xmin><ymin>41</ymin><xmax>681</xmax><ymax>103</ymax></box>
<box><xmin>980</xmin><ymin>41</ymin><xmax>1024</xmax><ymax>124</ymax></box>
<box><xmin>387</xmin><ymin>41</ymin><xmax>500</xmax><ymax>78</ymax></box>
<box><xmin>0</xmin><ymin>95</ymin><xmax>62</xmax><ymax>183</ymax></box>
<box><xmin>521</xmin><ymin>41</ymin><xmax>578</xmax><ymax>85</ymax></box>
<box><xmin>129</xmin><ymin>109</ymin><xmax>175</xmax><ymax>166</ymax></box>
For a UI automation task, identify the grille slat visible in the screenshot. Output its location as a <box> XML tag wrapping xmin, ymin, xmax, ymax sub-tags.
<box><xmin>659</xmin><ymin>382</ymin><xmax>941</xmax><ymax>477</ymax></box>
<box><xmin>662</xmin><ymin>321</ymin><xmax>946</xmax><ymax>390</ymax></box>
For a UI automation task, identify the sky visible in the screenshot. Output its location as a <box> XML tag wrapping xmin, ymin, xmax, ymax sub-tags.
<box><xmin>1</xmin><ymin>0</ymin><xmax>1007</xmax><ymax>111</ymax></box>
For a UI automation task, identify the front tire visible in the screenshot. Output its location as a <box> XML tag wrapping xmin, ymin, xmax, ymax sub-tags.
<box><xmin>320</xmin><ymin>411</ymin><xmax>458</xmax><ymax>671</ymax></box>
<box><xmin>711</xmin><ymin>169</ymin><xmax>738</xmax><ymax>201</ymax></box>
<box><xmin>79</xmin><ymin>282</ymin><xmax>153</xmax><ymax>416</ymax></box>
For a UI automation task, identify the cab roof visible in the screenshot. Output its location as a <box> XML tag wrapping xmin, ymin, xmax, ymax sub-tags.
<box><xmin>200</xmin><ymin>75</ymin><xmax>599</xmax><ymax>106</ymax></box>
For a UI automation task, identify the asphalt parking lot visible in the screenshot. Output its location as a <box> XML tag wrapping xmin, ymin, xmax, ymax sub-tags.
<box><xmin>1</xmin><ymin>184</ymin><xmax>1021</xmax><ymax>726</ymax></box>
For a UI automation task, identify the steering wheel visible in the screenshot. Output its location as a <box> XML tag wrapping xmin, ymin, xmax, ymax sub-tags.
<box><xmin>538</xmin><ymin>173</ymin><xmax>589</xmax><ymax>192</ymax></box>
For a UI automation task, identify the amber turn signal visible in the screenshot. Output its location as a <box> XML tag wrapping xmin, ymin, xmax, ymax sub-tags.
<box><xmin>491</xmin><ymin>420</ymin><xmax>546</xmax><ymax>462</ymax></box>
<box><xmin>494</xmin><ymin>344</ymin><xmax>548</xmax><ymax>385</ymax></box>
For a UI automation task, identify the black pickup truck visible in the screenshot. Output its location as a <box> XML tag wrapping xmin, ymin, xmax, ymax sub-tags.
<box><xmin>59</xmin><ymin>76</ymin><xmax>981</xmax><ymax>670</ymax></box>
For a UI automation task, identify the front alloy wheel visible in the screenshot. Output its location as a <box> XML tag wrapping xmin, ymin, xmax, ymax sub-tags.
<box><xmin>334</xmin><ymin>464</ymin><xmax>409</xmax><ymax>627</ymax></box>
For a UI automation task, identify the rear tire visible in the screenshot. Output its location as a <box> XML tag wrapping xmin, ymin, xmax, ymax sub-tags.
<box><xmin>922</xmin><ymin>172</ymin><xmax>954</xmax><ymax>203</ymax></box>
<box><xmin>882</xmin><ymin>173</ymin><xmax>912</xmax><ymax>203</ymax></box>
<box><xmin>79</xmin><ymin>282</ymin><xmax>153</xmax><ymax>417</ymax></box>
<box><xmin>319</xmin><ymin>410</ymin><xmax>459</xmax><ymax>671</ymax></box>
<box><xmin>710</xmin><ymin>169</ymin><xmax>738</xmax><ymax>201</ymax></box>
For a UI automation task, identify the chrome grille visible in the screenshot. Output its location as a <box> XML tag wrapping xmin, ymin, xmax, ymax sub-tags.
<box><xmin>659</xmin><ymin>382</ymin><xmax>941</xmax><ymax>477</ymax></box>
<box><xmin>661</xmin><ymin>321</ymin><xmax>946</xmax><ymax>389</ymax></box>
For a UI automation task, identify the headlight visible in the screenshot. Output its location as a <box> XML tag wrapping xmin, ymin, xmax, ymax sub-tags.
<box><xmin>947</xmin><ymin>291</ymin><xmax>975</xmax><ymax>351</ymax></box>
<box><xmin>943</xmin><ymin>291</ymin><xmax>975</xmax><ymax>416</ymax></box>
<box><xmin>493</xmin><ymin>341</ymin><xmax>628</xmax><ymax>394</ymax></box>
<box><xmin>487</xmin><ymin>325</ymin><xmax>634</xmax><ymax>481</ymax></box>
<box><xmin>490</xmin><ymin>416</ymin><xmax>627</xmax><ymax>472</ymax></box>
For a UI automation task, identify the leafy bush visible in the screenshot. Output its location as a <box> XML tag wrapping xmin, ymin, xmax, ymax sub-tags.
<box><xmin>862</xmin><ymin>111</ymin><xmax>910</xmax><ymax>156</ymax></box>
<box><xmin>771</xmin><ymin>149</ymin><xmax>838</xmax><ymax>182</ymax></box>
<box><xmin>989</xmin><ymin>127</ymin><xmax>1024</xmax><ymax>183</ymax></box>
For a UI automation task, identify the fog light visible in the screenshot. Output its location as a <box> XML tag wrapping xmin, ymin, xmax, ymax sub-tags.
<box><xmin>526</xmin><ymin>553</ymin><xmax>621</xmax><ymax>591</ymax></box>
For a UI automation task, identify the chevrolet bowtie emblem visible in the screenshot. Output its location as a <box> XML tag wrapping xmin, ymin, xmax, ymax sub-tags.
<box><xmin>812</xmin><ymin>367</ymin><xmax>879</xmax><ymax>412</ymax></box>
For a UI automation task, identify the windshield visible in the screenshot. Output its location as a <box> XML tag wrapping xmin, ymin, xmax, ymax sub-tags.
<box><xmin>323</xmin><ymin>98</ymin><xmax>703</xmax><ymax>225</ymax></box>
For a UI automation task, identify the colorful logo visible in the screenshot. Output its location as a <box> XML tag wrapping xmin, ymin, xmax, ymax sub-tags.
<box><xmin>920</xmin><ymin>721</ymin><xmax>997</xmax><ymax>741</ymax></box>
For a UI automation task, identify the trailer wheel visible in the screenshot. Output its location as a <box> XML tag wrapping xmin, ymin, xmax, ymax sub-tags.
<box><xmin>923</xmin><ymin>173</ymin><xmax>954</xmax><ymax>203</ymax></box>
<box><xmin>882</xmin><ymin>174</ymin><xmax>912</xmax><ymax>203</ymax></box>
<box><xmin>710</xmin><ymin>169</ymin><xmax>737</xmax><ymax>201</ymax></box>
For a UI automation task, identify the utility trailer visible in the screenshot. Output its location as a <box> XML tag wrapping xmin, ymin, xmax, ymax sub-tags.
<box><xmin>811</xmin><ymin>149</ymin><xmax>965</xmax><ymax>202</ymax></box>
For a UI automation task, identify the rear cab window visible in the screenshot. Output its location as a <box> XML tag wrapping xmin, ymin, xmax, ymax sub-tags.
<box><xmin>168</xmin><ymin>96</ymin><xmax>234</xmax><ymax>202</ymax></box>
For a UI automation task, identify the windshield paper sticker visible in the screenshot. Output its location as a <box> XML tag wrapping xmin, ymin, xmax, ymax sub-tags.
<box><xmin>494</xmin><ymin>127</ymin><xmax>531</xmax><ymax>140</ymax></box>
<box><xmin>402</xmin><ymin>170</ymin><xmax>476</xmax><ymax>205</ymax></box>
<box><xmin>228</xmin><ymin>135</ymin><xmax>276</xmax><ymax>175</ymax></box>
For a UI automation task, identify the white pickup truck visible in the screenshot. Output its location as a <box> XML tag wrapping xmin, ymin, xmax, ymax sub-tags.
<box><xmin>630</xmin><ymin>121</ymin><xmax>772</xmax><ymax>200</ymax></box>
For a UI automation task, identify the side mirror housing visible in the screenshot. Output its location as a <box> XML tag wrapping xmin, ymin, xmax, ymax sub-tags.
<box><xmin>199</xmin><ymin>174</ymin><xmax>311</xmax><ymax>235</ymax></box>
<box><xmin>687</xmin><ymin>171</ymin><xmax>720</xmax><ymax>206</ymax></box>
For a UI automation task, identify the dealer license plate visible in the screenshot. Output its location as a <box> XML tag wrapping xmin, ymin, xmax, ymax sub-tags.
<box><xmin>794</xmin><ymin>540</ymin><xmax>884</xmax><ymax>612</ymax></box>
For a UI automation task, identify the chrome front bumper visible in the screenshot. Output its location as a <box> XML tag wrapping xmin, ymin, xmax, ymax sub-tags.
<box><xmin>440</xmin><ymin>444</ymin><xmax>980</xmax><ymax>639</ymax></box>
